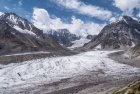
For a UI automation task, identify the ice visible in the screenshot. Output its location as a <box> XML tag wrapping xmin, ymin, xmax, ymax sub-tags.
<box><xmin>69</xmin><ymin>38</ymin><xmax>90</xmax><ymax>49</ymax></box>
<box><xmin>0</xmin><ymin>50</ymin><xmax>140</xmax><ymax>89</ymax></box>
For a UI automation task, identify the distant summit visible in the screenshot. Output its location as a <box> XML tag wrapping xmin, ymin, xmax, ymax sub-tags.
<box><xmin>47</xmin><ymin>29</ymin><xmax>80</xmax><ymax>47</ymax></box>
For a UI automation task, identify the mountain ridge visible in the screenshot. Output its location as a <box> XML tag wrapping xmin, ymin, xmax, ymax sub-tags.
<box><xmin>47</xmin><ymin>29</ymin><xmax>81</xmax><ymax>47</ymax></box>
<box><xmin>84</xmin><ymin>15</ymin><xmax>140</xmax><ymax>49</ymax></box>
<box><xmin>0</xmin><ymin>12</ymin><xmax>66</xmax><ymax>55</ymax></box>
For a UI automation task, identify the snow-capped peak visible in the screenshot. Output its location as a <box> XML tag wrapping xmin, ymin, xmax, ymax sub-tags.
<box><xmin>0</xmin><ymin>13</ymin><xmax>44</xmax><ymax>36</ymax></box>
<box><xmin>1</xmin><ymin>13</ymin><xmax>20</xmax><ymax>23</ymax></box>
<box><xmin>0</xmin><ymin>13</ymin><xmax>33</xmax><ymax>31</ymax></box>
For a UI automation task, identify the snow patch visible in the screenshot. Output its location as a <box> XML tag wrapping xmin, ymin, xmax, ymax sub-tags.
<box><xmin>95</xmin><ymin>44</ymin><xmax>101</xmax><ymax>50</ymax></box>
<box><xmin>8</xmin><ymin>15</ymin><xmax>18</xmax><ymax>24</ymax></box>
<box><xmin>123</xmin><ymin>19</ymin><xmax>128</xmax><ymax>24</ymax></box>
<box><xmin>69</xmin><ymin>38</ymin><xmax>90</xmax><ymax>49</ymax></box>
<box><xmin>135</xmin><ymin>29</ymin><xmax>140</xmax><ymax>34</ymax></box>
<box><xmin>14</xmin><ymin>25</ymin><xmax>36</xmax><ymax>35</ymax></box>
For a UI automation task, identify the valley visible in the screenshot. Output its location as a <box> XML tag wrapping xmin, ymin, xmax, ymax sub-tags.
<box><xmin>0</xmin><ymin>50</ymin><xmax>140</xmax><ymax>94</ymax></box>
<box><xmin>0</xmin><ymin>3</ymin><xmax>140</xmax><ymax>93</ymax></box>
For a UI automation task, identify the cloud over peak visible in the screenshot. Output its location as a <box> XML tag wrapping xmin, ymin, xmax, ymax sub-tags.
<box><xmin>32</xmin><ymin>7</ymin><xmax>105</xmax><ymax>36</ymax></box>
<box><xmin>113</xmin><ymin>0</ymin><xmax>140</xmax><ymax>15</ymax></box>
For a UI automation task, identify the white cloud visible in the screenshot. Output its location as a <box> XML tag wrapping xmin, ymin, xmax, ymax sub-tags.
<box><xmin>18</xmin><ymin>0</ymin><xmax>23</xmax><ymax>6</ymax></box>
<box><xmin>109</xmin><ymin>17</ymin><xmax>117</xmax><ymax>22</ymax></box>
<box><xmin>113</xmin><ymin>0</ymin><xmax>140</xmax><ymax>15</ymax></box>
<box><xmin>51</xmin><ymin>0</ymin><xmax>112</xmax><ymax>20</ymax></box>
<box><xmin>4</xmin><ymin>6</ymin><xmax>10</xmax><ymax>10</ymax></box>
<box><xmin>32</xmin><ymin>8</ymin><xmax>104</xmax><ymax>37</ymax></box>
<box><xmin>67</xmin><ymin>16</ymin><xmax>105</xmax><ymax>36</ymax></box>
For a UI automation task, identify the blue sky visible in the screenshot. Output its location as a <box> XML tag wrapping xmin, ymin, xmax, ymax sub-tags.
<box><xmin>0</xmin><ymin>0</ymin><xmax>120</xmax><ymax>22</ymax></box>
<box><xmin>0</xmin><ymin>0</ymin><xmax>140</xmax><ymax>35</ymax></box>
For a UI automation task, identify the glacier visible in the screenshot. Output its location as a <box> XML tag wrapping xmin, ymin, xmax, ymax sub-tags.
<box><xmin>0</xmin><ymin>50</ymin><xmax>140</xmax><ymax>93</ymax></box>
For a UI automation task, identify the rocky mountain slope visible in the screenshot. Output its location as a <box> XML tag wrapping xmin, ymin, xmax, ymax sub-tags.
<box><xmin>113</xmin><ymin>81</ymin><xmax>140</xmax><ymax>94</ymax></box>
<box><xmin>47</xmin><ymin>29</ymin><xmax>94</xmax><ymax>48</ymax></box>
<box><xmin>86</xmin><ymin>35</ymin><xmax>96</xmax><ymax>40</ymax></box>
<box><xmin>47</xmin><ymin>29</ymin><xmax>80</xmax><ymax>47</ymax></box>
<box><xmin>0</xmin><ymin>13</ymin><xmax>64</xmax><ymax>55</ymax></box>
<box><xmin>127</xmin><ymin>44</ymin><xmax>140</xmax><ymax>59</ymax></box>
<box><xmin>84</xmin><ymin>16</ymin><xmax>140</xmax><ymax>49</ymax></box>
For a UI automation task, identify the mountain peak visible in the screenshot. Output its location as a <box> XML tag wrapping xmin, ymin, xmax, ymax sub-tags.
<box><xmin>122</xmin><ymin>15</ymin><xmax>133</xmax><ymax>21</ymax></box>
<box><xmin>84</xmin><ymin>15</ymin><xmax>140</xmax><ymax>49</ymax></box>
<box><xmin>0</xmin><ymin>12</ymin><xmax>44</xmax><ymax>36</ymax></box>
<box><xmin>0</xmin><ymin>12</ymin><xmax>64</xmax><ymax>54</ymax></box>
<box><xmin>122</xmin><ymin>15</ymin><xmax>139</xmax><ymax>24</ymax></box>
<box><xmin>0</xmin><ymin>12</ymin><xmax>31</xmax><ymax>27</ymax></box>
<box><xmin>4</xmin><ymin>12</ymin><xmax>17</xmax><ymax>16</ymax></box>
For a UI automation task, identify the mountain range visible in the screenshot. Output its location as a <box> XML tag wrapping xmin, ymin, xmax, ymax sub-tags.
<box><xmin>0</xmin><ymin>12</ymin><xmax>140</xmax><ymax>94</ymax></box>
<box><xmin>47</xmin><ymin>29</ymin><xmax>81</xmax><ymax>47</ymax></box>
<box><xmin>0</xmin><ymin>12</ymin><xmax>140</xmax><ymax>55</ymax></box>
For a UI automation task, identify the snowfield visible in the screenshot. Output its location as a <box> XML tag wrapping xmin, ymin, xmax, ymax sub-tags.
<box><xmin>0</xmin><ymin>50</ymin><xmax>140</xmax><ymax>93</ymax></box>
<box><xmin>68</xmin><ymin>38</ymin><xmax>91</xmax><ymax>49</ymax></box>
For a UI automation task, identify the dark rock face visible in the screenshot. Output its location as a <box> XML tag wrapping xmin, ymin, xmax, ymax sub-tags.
<box><xmin>48</xmin><ymin>29</ymin><xmax>80</xmax><ymax>47</ymax></box>
<box><xmin>84</xmin><ymin>16</ymin><xmax>140</xmax><ymax>49</ymax></box>
<box><xmin>86</xmin><ymin>35</ymin><xmax>96</xmax><ymax>40</ymax></box>
<box><xmin>0</xmin><ymin>13</ymin><xmax>64</xmax><ymax>55</ymax></box>
<box><xmin>129</xmin><ymin>44</ymin><xmax>140</xmax><ymax>58</ymax></box>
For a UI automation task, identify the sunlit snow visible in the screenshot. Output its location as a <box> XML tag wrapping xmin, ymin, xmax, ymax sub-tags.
<box><xmin>0</xmin><ymin>51</ymin><xmax>140</xmax><ymax>89</ymax></box>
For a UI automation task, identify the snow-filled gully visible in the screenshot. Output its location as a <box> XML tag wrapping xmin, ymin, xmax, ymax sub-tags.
<box><xmin>0</xmin><ymin>50</ymin><xmax>140</xmax><ymax>93</ymax></box>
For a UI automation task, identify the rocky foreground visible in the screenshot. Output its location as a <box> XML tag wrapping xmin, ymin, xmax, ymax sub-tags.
<box><xmin>113</xmin><ymin>81</ymin><xmax>140</xmax><ymax>94</ymax></box>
